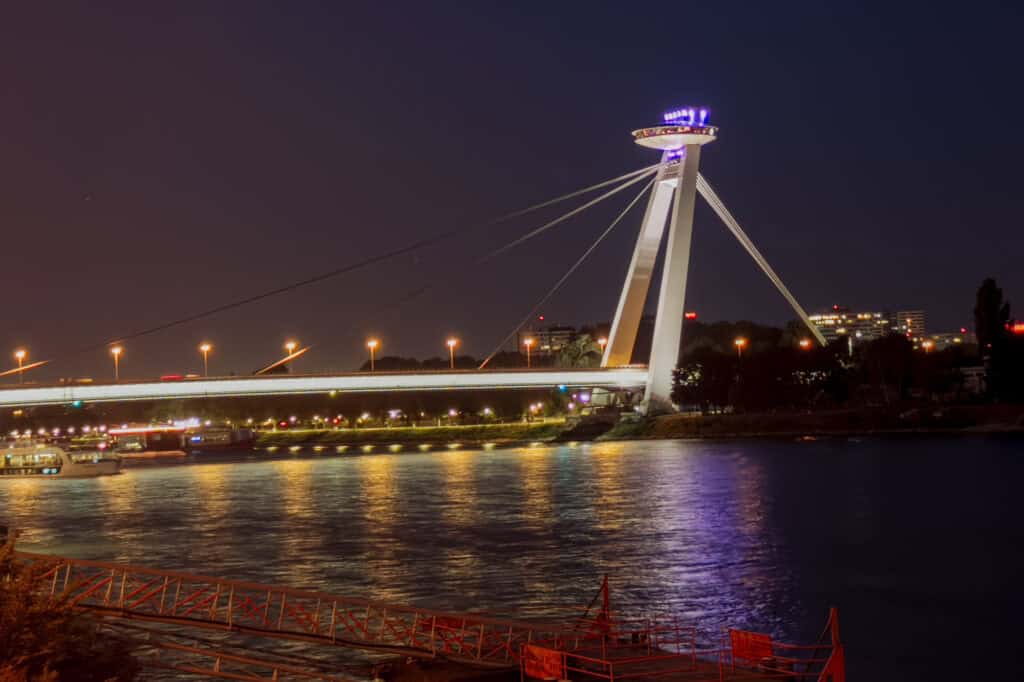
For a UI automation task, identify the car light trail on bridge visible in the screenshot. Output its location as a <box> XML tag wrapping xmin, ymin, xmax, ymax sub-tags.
<box><xmin>0</xmin><ymin>368</ymin><xmax>648</xmax><ymax>407</ymax></box>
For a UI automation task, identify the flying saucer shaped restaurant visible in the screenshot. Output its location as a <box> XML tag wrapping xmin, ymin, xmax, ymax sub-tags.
<box><xmin>632</xmin><ymin>106</ymin><xmax>718</xmax><ymax>150</ymax></box>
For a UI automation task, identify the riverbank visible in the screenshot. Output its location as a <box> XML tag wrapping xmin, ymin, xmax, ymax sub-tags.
<box><xmin>601</xmin><ymin>404</ymin><xmax>1024</xmax><ymax>441</ymax></box>
<box><xmin>255</xmin><ymin>405</ymin><xmax>1024</xmax><ymax>451</ymax></box>
<box><xmin>257</xmin><ymin>420</ymin><xmax>567</xmax><ymax>448</ymax></box>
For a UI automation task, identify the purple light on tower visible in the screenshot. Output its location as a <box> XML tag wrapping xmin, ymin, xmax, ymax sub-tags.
<box><xmin>663</xmin><ymin>107</ymin><xmax>711</xmax><ymax>126</ymax></box>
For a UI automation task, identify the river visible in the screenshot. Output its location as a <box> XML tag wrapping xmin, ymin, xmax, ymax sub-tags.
<box><xmin>2</xmin><ymin>436</ymin><xmax>1022</xmax><ymax>680</ymax></box>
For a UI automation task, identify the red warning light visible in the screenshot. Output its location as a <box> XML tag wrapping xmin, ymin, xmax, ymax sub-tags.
<box><xmin>684</xmin><ymin>311</ymin><xmax>698</xmax><ymax>320</ymax></box>
<box><xmin>1012</xmin><ymin>322</ymin><xmax>1024</xmax><ymax>335</ymax></box>
<box><xmin>959</xmin><ymin>327</ymin><xmax>968</xmax><ymax>335</ymax></box>
<box><xmin>538</xmin><ymin>315</ymin><xmax>545</xmax><ymax>321</ymax></box>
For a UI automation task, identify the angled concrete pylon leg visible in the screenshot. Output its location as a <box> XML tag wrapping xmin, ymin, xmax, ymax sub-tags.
<box><xmin>602</xmin><ymin>153</ymin><xmax>676</xmax><ymax>368</ymax></box>
<box><xmin>644</xmin><ymin>144</ymin><xmax>701</xmax><ymax>412</ymax></box>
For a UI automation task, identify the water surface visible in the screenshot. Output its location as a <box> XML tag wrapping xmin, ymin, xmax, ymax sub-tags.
<box><xmin>2</xmin><ymin>437</ymin><xmax>1021</xmax><ymax>680</ymax></box>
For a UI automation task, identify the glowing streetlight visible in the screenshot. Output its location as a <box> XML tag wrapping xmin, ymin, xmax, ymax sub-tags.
<box><xmin>597</xmin><ymin>337</ymin><xmax>608</xmax><ymax>356</ymax></box>
<box><xmin>446</xmin><ymin>337</ymin><xmax>458</xmax><ymax>369</ymax></box>
<box><xmin>13</xmin><ymin>349</ymin><xmax>26</xmax><ymax>384</ymax></box>
<box><xmin>798</xmin><ymin>338</ymin><xmax>812</xmax><ymax>350</ymax></box>
<box><xmin>284</xmin><ymin>340</ymin><xmax>297</xmax><ymax>355</ymax></box>
<box><xmin>922</xmin><ymin>340</ymin><xmax>934</xmax><ymax>353</ymax></box>
<box><xmin>734</xmin><ymin>337</ymin><xmax>748</xmax><ymax>359</ymax></box>
<box><xmin>199</xmin><ymin>342</ymin><xmax>212</xmax><ymax>377</ymax></box>
<box><xmin>110</xmin><ymin>346</ymin><xmax>123</xmax><ymax>381</ymax></box>
<box><xmin>367</xmin><ymin>339</ymin><xmax>379</xmax><ymax>371</ymax></box>
<box><xmin>523</xmin><ymin>337</ymin><xmax>535</xmax><ymax>368</ymax></box>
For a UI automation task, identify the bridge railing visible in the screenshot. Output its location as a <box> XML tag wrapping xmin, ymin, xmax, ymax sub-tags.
<box><xmin>18</xmin><ymin>552</ymin><xmax>583</xmax><ymax>667</ymax></box>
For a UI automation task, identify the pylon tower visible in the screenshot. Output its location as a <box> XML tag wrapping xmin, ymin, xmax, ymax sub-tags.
<box><xmin>601</xmin><ymin>108</ymin><xmax>717</xmax><ymax>412</ymax></box>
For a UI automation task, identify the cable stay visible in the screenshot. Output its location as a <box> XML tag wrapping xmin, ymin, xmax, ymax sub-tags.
<box><xmin>39</xmin><ymin>163</ymin><xmax>663</xmax><ymax>369</ymax></box>
<box><xmin>365</xmin><ymin>165</ymin><xmax>665</xmax><ymax>315</ymax></box>
<box><xmin>495</xmin><ymin>161</ymin><xmax>664</xmax><ymax>223</ymax></box>
<box><xmin>293</xmin><ymin>167</ymin><xmax>668</xmax><ymax>360</ymax></box>
<box><xmin>480</xmin><ymin>165</ymin><xmax>662</xmax><ymax>262</ymax></box>
<box><xmin>696</xmin><ymin>173</ymin><xmax>827</xmax><ymax>346</ymax></box>
<box><xmin>478</xmin><ymin>177</ymin><xmax>656</xmax><ymax>369</ymax></box>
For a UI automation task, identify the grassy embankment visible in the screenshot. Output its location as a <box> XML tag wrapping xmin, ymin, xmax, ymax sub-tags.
<box><xmin>257</xmin><ymin>419</ymin><xmax>567</xmax><ymax>448</ymax></box>
<box><xmin>600</xmin><ymin>404</ymin><xmax>1024</xmax><ymax>440</ymax></box>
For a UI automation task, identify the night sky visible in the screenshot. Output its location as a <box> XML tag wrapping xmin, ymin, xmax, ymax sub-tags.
<box><xmin>3</xmin><ymin>2</ymin><xmax>1022</xmax><ymax>380</ymax></box>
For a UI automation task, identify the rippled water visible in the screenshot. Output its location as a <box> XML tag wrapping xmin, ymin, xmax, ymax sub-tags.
<box><xmin>2</xmin><ymin>437</ymin><xmax>1022</xmax><ymax>680</ymax></box>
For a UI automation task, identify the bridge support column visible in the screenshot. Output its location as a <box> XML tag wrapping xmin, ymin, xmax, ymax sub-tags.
<box><xmin>602</xmin><ymin>154</ymin><xmax>676</xmax><ymax>368</ymax></box>
<box><xmin>644</xmin><ymin>144</ymin><xmax>700</xmax><ymax>412</ymax></box>
<box><xmin>602</xmin><ymin>146</ymin><xmax>702</xmax><ymax>413</ymax></box>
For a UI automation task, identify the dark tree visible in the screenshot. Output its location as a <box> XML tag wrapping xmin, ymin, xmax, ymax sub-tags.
<box><xmin>974</xmin><ymin>278</ymin><xmax>1010</xmax><ymax>355</ymax></box>
<box><xmin>974</xmin><ymin>278</ymin><xmax>1013</xmax><ymax>398</ymax></box>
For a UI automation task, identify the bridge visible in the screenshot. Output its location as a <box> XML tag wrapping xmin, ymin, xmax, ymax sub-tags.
<box><xmin>5</xmin><ymin>108</ymin><xmax>825</xmax><ymax>414</ymax></box>
<box><xmin>0</xmin><ymin>367</ymin><xmax>648</xmax><ymax>408</ymax></box>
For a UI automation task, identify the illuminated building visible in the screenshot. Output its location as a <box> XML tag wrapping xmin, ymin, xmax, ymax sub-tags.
<box><xmin>893</xmin><ymin>310</ymin><xmax>927</xmax><ymax>339</ymax></box>
<box><xmin>516</xmin><ymin>325</ymin><xmax>578</xmax><ymax>357</ymax></box>
<box><xmin>808</xmin><ymin>306</ymin><xmax>891</xmax><ymax>345</ymax></box>
<box><xmin>918</xmin><ymin>330</ymin><xmax>975</xmax><ymax>351</ymax></box>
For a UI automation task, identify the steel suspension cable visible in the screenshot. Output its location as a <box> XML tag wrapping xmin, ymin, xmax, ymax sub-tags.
<box><xmin>479</xmin><ymin>165</ymin><xmax>662</xmax><ymax>262</ymax></box>
<box><xmin>696</xmin><ymin>173</ymin><xmax>827</xmax><ymax>346</ymax></box>
<box><xmin>51</xmin><ymin>164</ymin><xmax>662</xmax><ymax>364</ymax></box>
<box><xmin>478</xmin><ymin>176</ymin><xmax>656</xmax><ymax>369</ymax></box>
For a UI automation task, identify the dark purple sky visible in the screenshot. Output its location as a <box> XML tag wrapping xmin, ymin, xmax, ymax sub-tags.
<box><xmin>3</xmin><ymin>2</ymin><xmax>1022</xmax><ymax>380</ymax></box>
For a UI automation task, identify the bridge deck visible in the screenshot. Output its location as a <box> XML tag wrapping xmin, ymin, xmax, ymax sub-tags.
<box><xmin>0</xmin><ymin>367</ymin><xmax>648</xmax><ymax>407</ymax></box>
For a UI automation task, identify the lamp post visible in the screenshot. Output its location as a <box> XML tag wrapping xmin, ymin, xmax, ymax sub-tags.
<box><xmin>13</xmin><ymin>349</ymin><xmax>25</xmax><ymax>384</ymax></box>
<box><xmin>199</xmin><ymin>343</ymin><xmax>212</xmax><ymax>377</ymax></box>
<box><xmin>367</xmin><ymin>339</ymin><xmax>379</xmax><ymax>371</ymax></box>
<box><xmin>446</xmin><ymin>337</ymin><xmax>458</xmax><ymax>369</ymax></box>
<box><xmin>284</xmin><ymin>340</ymin><xmax>298</xmax><ymax>372</ymax></box>
<box><xmin>734</xmin><ymin>337</ymin><xmax>747</xmax><ymax>359</ymax></box>
<box><xmin>110</xmin><ymin>346</ymin><xmax>123</xmax><ymax>381</ymax></box>
<box><xmin>523</xmin><ymin>337</ymin><xmax>534</xmax><ymax>368</ymax></box>
<box><xmin>597</xmin><ymin>337</ymin><xmax>607</xmax><ymax>357</ymax></box>
<box><xmin>798</xmin><ymin>338</ymin><xmax>812</xmax><ymax>350</ymax></box>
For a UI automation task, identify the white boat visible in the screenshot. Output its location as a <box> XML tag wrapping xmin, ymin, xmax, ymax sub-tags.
<box><xmin>0</xmin><ymin>441</ymin><xmax>121</xmax><ymax>478</ymax></box>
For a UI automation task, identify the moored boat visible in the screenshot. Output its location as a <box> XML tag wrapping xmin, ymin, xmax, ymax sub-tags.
<box><xmin>0</xmin><ymin>441</ymin><xmax>120</xmax><ymax>478</ymax></box>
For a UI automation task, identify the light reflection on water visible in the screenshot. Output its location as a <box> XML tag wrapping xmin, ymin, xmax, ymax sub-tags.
<box><xmin>1</xmin><ymin>437</ymin><xmax>1022</xmax><ymax>681</ymax></box>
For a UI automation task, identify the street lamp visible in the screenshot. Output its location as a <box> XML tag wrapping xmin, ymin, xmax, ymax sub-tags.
<box><xmin>446</xmin><ymin>337</ymin><xmax>458</xmax><ymax>369</ymax></box>
<box><xmin>110</xmin><ymin>346</ymin><xmax>123</xmax><ymax>381</ymax></box>
<box><xmin>199</xmin><ymin>343</ymin><xmax>212</xmax><ymax>377</ymax></box>
<box><xmin>13</xmin><ymin>349</ymin><xmax>26</xmax><ymax>384</ymax></box>
<box><xmin>734</xmin><ymin>337</ymin><xmax>748</xmax><ymax>359</ymax></box>
<box><xmin>922</xmin><ymin>340</ymin><xmax>934</xmax><ymax>353</ymax></box>
<box><xmin>798</xmin><ymin>338</ymin><xmax>812</xmax><ymax>350</ymax></box>
<box><xmin>284</xmin><ymin>340</ymin><xmax>297</xmax><ymax>356</ymax></box>
<box><xmin>523</xmin><ymin>337</ymin><xmax>535</xmax><ymax>368</ymax></box>
<box><xmin>367</xmin><ymin>339</ymin><xmax>379</xmax><ymax>371</ymax></box>
<box><xmin>597</xmin><ymin>337</ymin><xmax>608</xmax><ymax>355</ymax></box>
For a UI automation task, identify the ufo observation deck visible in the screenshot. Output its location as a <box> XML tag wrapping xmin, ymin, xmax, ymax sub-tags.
<box><xmin>632</xmin><ymin>106</ymin><xmax>717</xmax><ymax>150</ymax></box>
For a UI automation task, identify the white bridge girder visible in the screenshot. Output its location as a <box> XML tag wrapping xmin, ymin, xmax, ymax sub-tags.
<box><xmin>0</xmin><ymin>368</ymin><xmax>649</xmax><ymax>408</ymax></box>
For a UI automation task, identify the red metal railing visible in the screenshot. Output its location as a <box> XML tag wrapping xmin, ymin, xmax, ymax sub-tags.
<box><xmin>521</xmin><ymin>608</ymin><xmax>844</xmax><ymax>682</ymax></box>
<box><xmin>16</xmin><ymin>552</ymin><xmax>845</xmax><ymax>682</ymax></box>
<box><xmin>18</xmin><ymin>552</ymin><xmax>586</xmax><ymax>667</ymax></box>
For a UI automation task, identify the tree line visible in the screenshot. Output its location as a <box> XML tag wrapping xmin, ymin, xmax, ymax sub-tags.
<box><xmin>671</xmin><ymin>277</ymin><xmax>1024</xmax><ymax>413</ymax></box>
